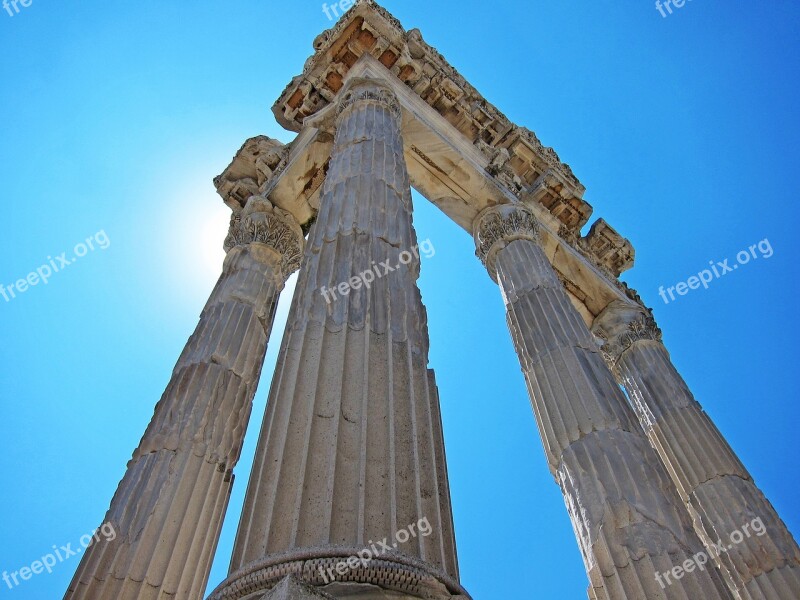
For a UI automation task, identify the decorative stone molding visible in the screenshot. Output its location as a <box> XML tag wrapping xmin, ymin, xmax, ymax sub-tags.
<box><xmin>521</xmin><ymin>168</ymin><xmax>592</xmax><ymax>233</ymax></box>
<box><xmin>224</xmin><ymin>196</ymin><xmax>305</xmax><ymax>278</ymax></box>
<box><xmin>255</xmin><ymin>142</ymin><xmax>291</xmax><ymax>196</ymax></box>
<box><xmin>581</xmin><ymin>218</ymin><xmax>635</xmax><ymax>277</ymax></box>
<box><xmin>255</xmin><ymin>575</ymin><xmax>336</xmax><ymax>600</ymax></box>
<box><xmin>592</xmin><ymin>300</ymin><xmax>663</xmax><ymax>368</ymax></box>
<box><xmin>524</xmin><ymin>169</ymin><xmax>561</xmax><ymax>203</ymax></box>
<box><xmin>553</xmin><ymin>220</ymin><xmax>636</xmax><ymax>293</ymax></box>
<box><xmin>480</xmin><ymin>143</ymin><xmax>523</xmax><ymax>195</ymax></box>
<box><xmin>272</xmin><ymin>0</ymin><xmax>593</xmax><ymax>233</ymax></box>
<box><xmin>496</xmin><ymin>127</ymin><xmax>584</xmax><ymax>200</ymax></box>
<box><xmin>215</xmin><ymin>136</ymin><xmax>292</xmax><ymax>210</ymax></box>
<box><xmin>336</xmin><ymin>77</ymin><xmax>402</xmax><ymax>123</ymax></box>
<box><xmin>473</xmin><ymin>204</ymin><xmax>541</xmax><ymax>281</ymax></box>
<box><xmin>209</xmin><ymin>550</ymin><xmax>466</xmax><ymax>600</ymax></box>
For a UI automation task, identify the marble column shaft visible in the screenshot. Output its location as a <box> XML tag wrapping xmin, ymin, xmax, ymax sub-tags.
<box><xmin>65</xmin><ymin>198</ymin><xmax>303</xmax><ymax>600</ymax></box>
<box><xmin>473</xmin><ymin>204</ymin><xmax>733</xmax><ymax>600</ymax></box>
<box><xmin>210</xmin><ymin>79</ymin><xmax>465</xmax><ymax>600</ymax></box>
<box><xmin>593</xmin><ymin>300</ymin><xmax>800</xmax><ymax>600</ymax></box>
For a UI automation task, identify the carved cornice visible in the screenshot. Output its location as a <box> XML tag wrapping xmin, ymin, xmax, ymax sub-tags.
<box><xmin>479</xmin><ymin>143</ymin><xmax>523</xmax><ymax>196</ymax></box>
<box><xmin>272</xmin><ymin>1</ymin><xmax>591</xmax><ymax>233</ymax></box>
<box><xmin>511</xmin><ymin>128</ymin><xmax>581</xmax><ymax>190</ymax></box>
<box><xmin>224</xmin><ymin>197</ymin><xmax>305</xmax><ymax>279</ymax></box>
<box><xmin>336</xmin><ymin>78</ymin><xmax>401</xmax><ymax>124</ymax></box>
<box><xmin>592</xmin><ymin>300</ymin><xmax>663</xmax><ymax>368</ymax></box>
<box><xmin>214</xmin><ymin>137</ymin><xmax>292</xmax><ymax>210</ymax></box>
<box><xmin>473</xmin><ymin>204</ymin><xmax>541</xmax><ymax>281</ymax></box>
<box><xmin>582</xmin><ymin>219</ymin><xmax>635</xmax><ymax>277</ymax></box>
<box><xmin>308</xmin><ymin>0</ymin><xmax>404</xmax><ymax>73</ymax></box>
<box><xmin>553</xmin><ymin>218</ymin><xmax>635</xmax><ymax>292</ymax></box>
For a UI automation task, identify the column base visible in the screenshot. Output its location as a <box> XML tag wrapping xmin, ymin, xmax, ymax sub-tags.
<box><xmin>207</xmin><ymin>547</ymin><xmax>470</xmax><ymax>600</ymax></box>
<box><xmin>257</xmin><ymin>576</ymin><xmax>335</xmax><ymax>600</ymax></box>
<box><xmin>254</xmin><ymin>576</ymin><xmax>470</xmax><ymax>600</ymax></box>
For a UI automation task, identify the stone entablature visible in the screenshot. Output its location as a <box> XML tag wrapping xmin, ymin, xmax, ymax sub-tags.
<box><xmin>582</xmin><ymin>219</ymin><xmax>635</xmax><ymax>276</ymax></box>
<box><xmin>558</xmin><ymin>218</ymin><xmax>635</xmax><ymax>279</ymax></box>
<box><xmin>272</xmin><ymin>0</ymin><xmax>595</xmax><ymax>236</ymax></box>
<box><xmin>214</xmin><ymin>0</ymin><xmax>637</xmax><ymax>323</ymax></box>
<box><xmin>214</xmin><ymin>136</ymin><xmax>289</xmax><ymax>211</ymax></box>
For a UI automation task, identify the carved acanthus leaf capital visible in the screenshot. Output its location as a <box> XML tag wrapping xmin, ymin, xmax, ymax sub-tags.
<box><xmin>336</xmin><ymin>78</ymin><xmax>402</xmax><ymax>124</ymax></box>
<box><xmin>224</xmin><ymin>196</ymin><xmax>305</xmax><ymax>279</ymax></box>
<box><xmin>592</xmin><ymin>300</ymin><xmax>663</xmax><ymax>368</ymax></box>
<box><xmin>473</xmin><ymin>204</ymin><xmax>541</xmax><ymax>281</ymax></box>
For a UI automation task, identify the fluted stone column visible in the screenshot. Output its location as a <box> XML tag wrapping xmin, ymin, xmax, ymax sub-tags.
<box><xmin>208</xmin><ymin>78</ymin><xmax>465</xmax><ymax>600</ymax></box>
<box><xmin>593</xmin><ymin>300</ymin><xmax>800</xmax><ymax>599</ymax></box>
<box><xmin>473</xmin><ymin>204</ymin><xmax>733</xmax><ymax>600</ymax></box>
<box><xmin>66</xmin><ymin>198</ymin><xmax>304</xmax><ymax>600</ymax></box>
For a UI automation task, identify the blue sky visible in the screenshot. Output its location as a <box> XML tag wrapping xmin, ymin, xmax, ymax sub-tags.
<box><xmin>0</xmin><ymin>1</ymin><xmax>798</xmax><ymax>599</ymax></box>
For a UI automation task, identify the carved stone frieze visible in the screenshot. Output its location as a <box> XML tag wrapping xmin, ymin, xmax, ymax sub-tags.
<box><xmin>481</xmin><ymin>144</ymin><xmax>523</xmax><ymax>195</ymax></box>
<box><xmin>557</xmin><ymin>223</ymin><xmax>580</xmax><ymax>245</ymax></box>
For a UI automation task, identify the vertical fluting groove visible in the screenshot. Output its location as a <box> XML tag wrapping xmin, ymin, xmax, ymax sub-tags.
<box><xmin>357</xmin><ymin>316</ymin><xmax>370</xmax><ymax>546</ymax></box>
<box><xmin>213</xmin><ymin>79</ymin><xmax>465</xmax><ymax>600</ymax></box>
<box><xmin>289</xmin><ymin>317</ymin><xmax>328</xmax><ymax>549</ymax></box>
<box><xmin>248</xmin><ymin>289</ymin><xmax>306</xmax><ymax>560</ymax></box>
<box><xmin>596</xmin><ymin>314</ymin><xmax>800</xmax><ymax>600</ymax></box>
<box><xmin>407</xmin><ymin>340</ymin><xmax>423</xmax><ymax>558</ymax></box>
<box><xmin>188</xmin><ymin>465</ymin><xmax>230</xmax><ymax>597</ymax></box>
<box><xmin>428</xmin><ymin>369</ymin><xmax>456</xmax><ymax>576</ymax></box>
<box><xmin>473</xmin><ymin>205</ymin><xmax>733</xmax><ymax>600</ymax></box>
<box><xmin>66</xmin><ymin>219</ymin><xmax>301</xmax><ymax>600</ymax></box>
<box><xmin>278</xmin><ymin>320</ymin><xmax>323</xmax><ymax>551</ymax></box>
<box><xmin>388</xmin><ymin>320</ymin><xmax>398</xmax><ymax>539</ymax></box>
<box><xmin>328</xmin><ymin>317</ymin><xmax>354</xmax><ymax>545</ymax></box>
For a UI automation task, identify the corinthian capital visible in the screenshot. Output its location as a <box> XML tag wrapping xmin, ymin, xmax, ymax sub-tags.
<box><xmin>224</xmin><ymin>196</ymin><xmax>305</xmax><ymax>280</ymax></box>
<box><xmin>592</xmin><ymin>300</ymin><xmax>663</xmax><ymax>368</ymax></box>
<box><xmin>473</xmin><ymin>203</ymin><xmax>541</xmax><ymax>281</ymax></box>
<box><xmin>336</xmin><ymin>77</ymin><xmax>402</xmax><ymax>124</ymax></box>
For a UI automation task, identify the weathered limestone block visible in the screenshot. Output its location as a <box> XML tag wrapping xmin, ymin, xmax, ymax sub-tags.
<box><xmin>593</xmin><ymin>300</ymin><xmax>800</xmax><ymax>600</ymax></box>
<box><xmin>209</xmin><ymin>79</ymin><xmax>466</xmax><ymax>600</ymax></box>
<box><xmin>474</xmin><ymin>204</ymin><xmax>733</xmax><ymax>600</ymax></box>
<box><xmin>65</xmin><ymin>198</ymin><xmax>304</xmax><ymax>600</ymax></box>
